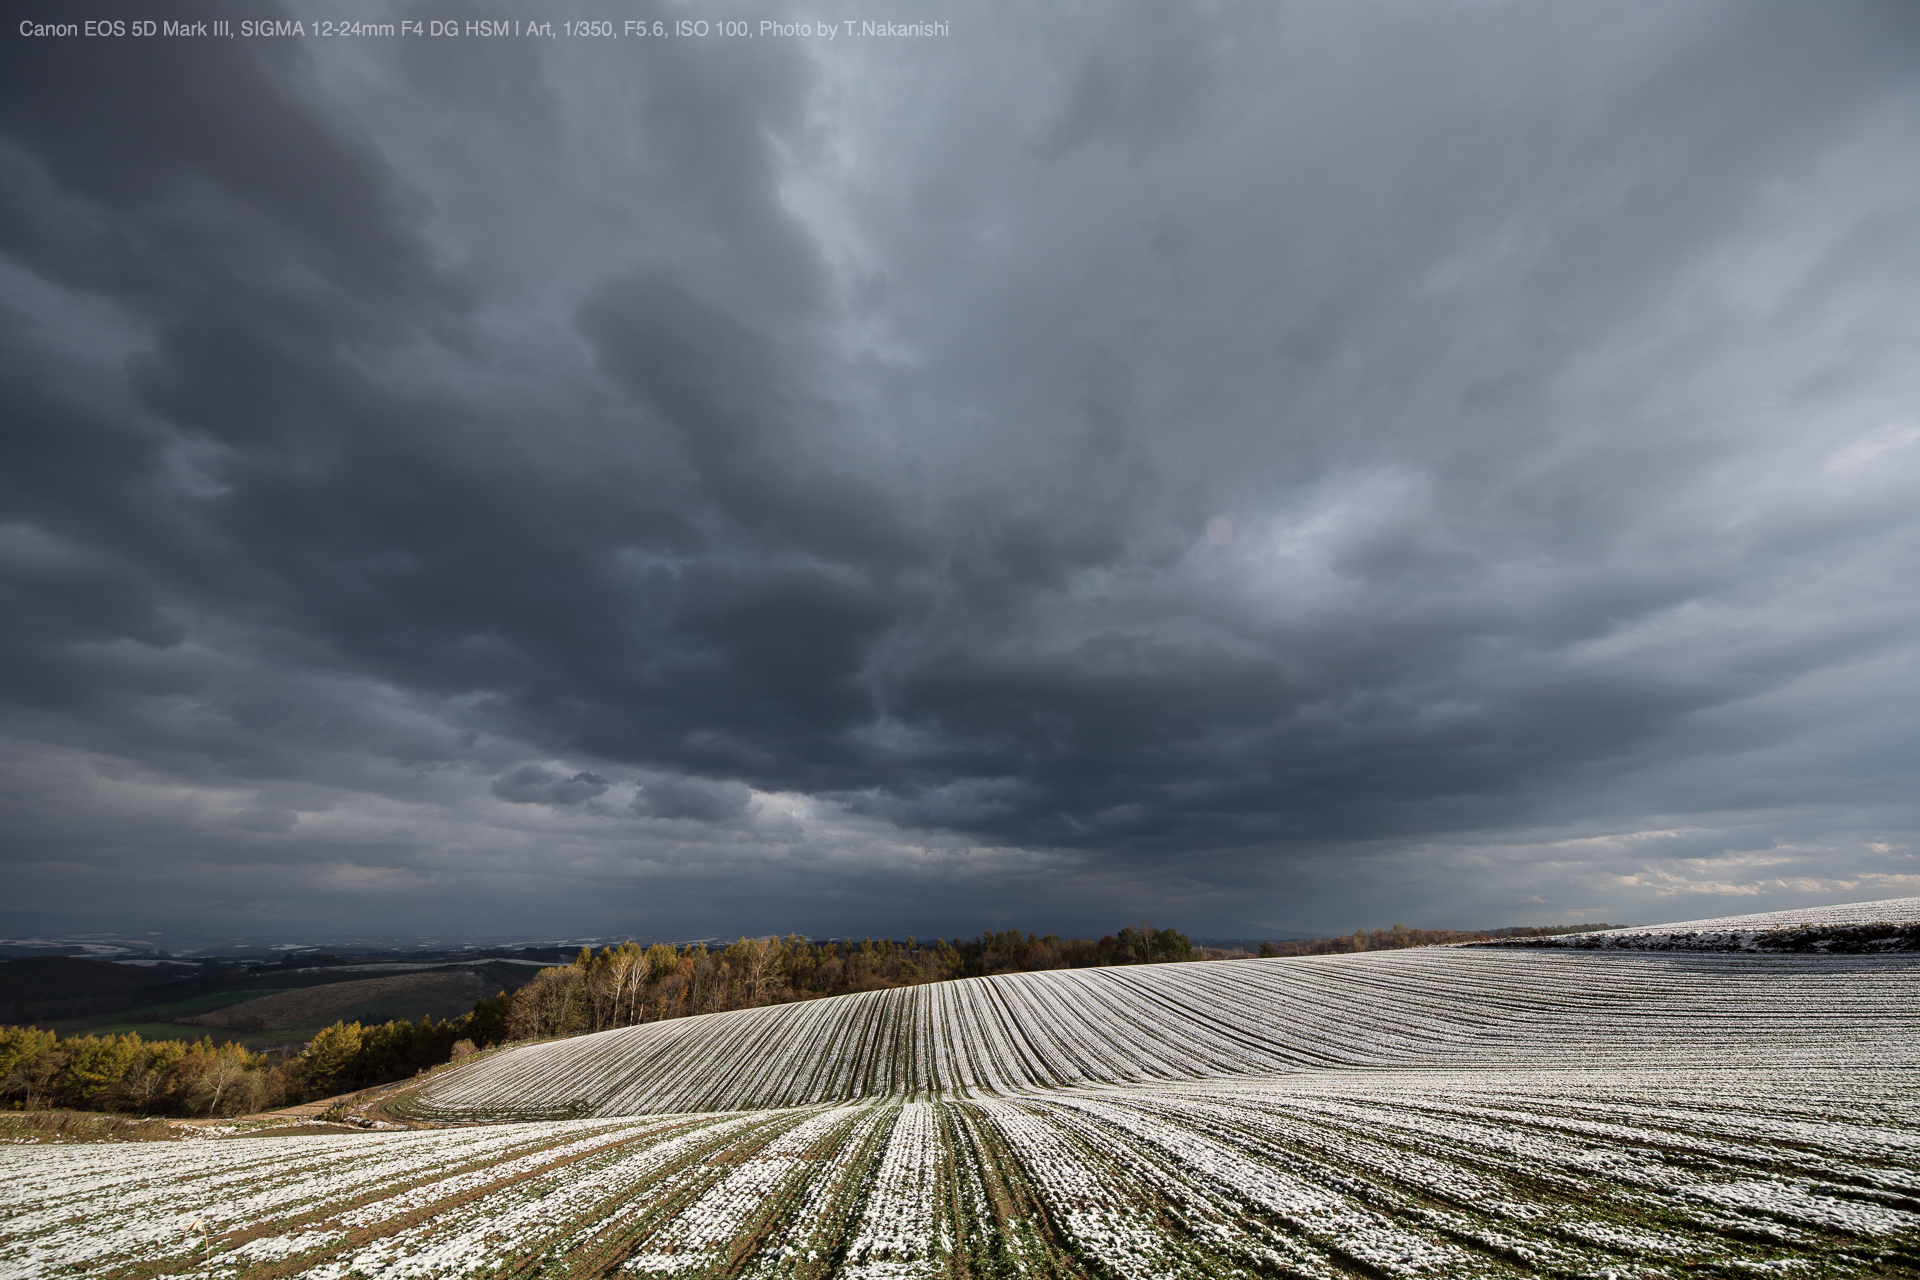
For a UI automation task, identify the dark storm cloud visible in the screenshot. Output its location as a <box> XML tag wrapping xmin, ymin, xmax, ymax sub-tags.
<box><xmin>2</xmin><ymin>0</ymin><xmax>1918</xmax><ymax>939</ymax></box>
<box><xmin>633</xmin><ymin>778</ymin><xmax>753</xmax><ymax>824</ymax></box>
<box><xmin>492</xmin><ymin>766</ymin><xmax>610</xmax><ymax>807</ymax></box>
<box><xmin>578</xmin><ymin>271</ymin><xmax>931</xmax><ymax>573</ymax></box>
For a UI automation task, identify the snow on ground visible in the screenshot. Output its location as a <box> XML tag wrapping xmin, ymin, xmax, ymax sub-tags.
<box><xmin>5</xmin><ymin>1066</ymin><xmax>1916</xmax><ymax>1278</ymax></box>
<box><xmin>404</xmin><ymin>945</ymin><xmax>1920</xmax><ymax>1119</ymax></box>
<box><xmin>1503</xmin><ymin>895</ymin><xmax>1920</xmax><ymax>951</ymax></box>
<box><xmin>4</xmin><ymin>902</ymin><xmax>1917</xmax><ymax>1277</ymax></box>
<box><xmin>1598</xmin><ymin>896</ymin><xmax>1920</xmax><ymax>933</ymax></box>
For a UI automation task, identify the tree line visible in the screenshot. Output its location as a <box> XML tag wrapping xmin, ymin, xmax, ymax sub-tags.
<box><xmin>1251</xmin><ymin>922</ymin><xmax>1612</xmax><ymax>957</ymax></box>
<box><xmin>494</xmin><ymin>925</ymin><xmax>1197</xmax><ymax>1040</ymax></box>
<box><xmin>0</xmin><ymin>1014</ymin><xmax>472</xmax><ymax>1118</ymax></box>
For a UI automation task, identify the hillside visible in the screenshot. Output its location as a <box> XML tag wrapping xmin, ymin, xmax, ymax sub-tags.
<box><xmin>0</xmin><ymin>956</ymin><xmax>178</xmax><ymax>1023</ymax></box>
<box><xmin>7</xmin><ymin>901</ymin><xmax>1918</xmax><ymax>1279</ymax></box>
<box><xmin>179</xmin><ymin>969</ymin><xmax>488</xmax><ymax>1032</ymax></box>
<box><xmin>1489</xmin><ymin>895</ymin><xmax>1920</xmax><ymax>952</ymax></box>
<box><xmin>407</xmin><ymin>944</ymin><xmax>1919</xmax><ymax>1121</ymax></box>
<box><xmin>8</xmin><ymin>958</ymin><xmax>540</xmax><ymax>1050</ymax></box>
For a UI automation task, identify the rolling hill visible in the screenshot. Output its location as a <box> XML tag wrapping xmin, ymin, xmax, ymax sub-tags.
<box><xmin>2</xmin><ymin>957</ymin><xmax>540</xmax><ymax>1049</ymax></box>
<box><xmin>0</xmin><ymin>956</ymin><xmax>181</xmax><ymax>1025</ymax></box>
<box><xmin>179</xmin><ymin>970</ymin><xmax>489</xmax><ymax>1032</ymax></box>
<box><xmin>1496</xmin><ymin>895</ymin><xmax>1920</xmax><ymax>952</ymax></box>
<box><xmin>406</xmin><ymin>945</ymin><xmax>1920</xmax><ymax>1120</ymax></box>
<box><xmin>6</xmin><ymin>900</ymin><xmax>1918</xmax><ymax>1279</ymax></box>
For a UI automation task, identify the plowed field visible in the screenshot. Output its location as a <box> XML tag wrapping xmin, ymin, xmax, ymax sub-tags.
<box><xmin>5</xmin><ymin>904</ymin><xmax>1917</xmax><ymax>1279</ymax></box>
<box><xmin>181</xmin><ymin>970</ymin><xmax>488</xmax><ymax>1032</ymax></box>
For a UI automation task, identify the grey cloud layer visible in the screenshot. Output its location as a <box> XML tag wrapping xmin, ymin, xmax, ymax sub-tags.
<box><xmin>2</xmin><ymin>0</ymin><xmax>1918</xmax><ymax>939</ymax></box>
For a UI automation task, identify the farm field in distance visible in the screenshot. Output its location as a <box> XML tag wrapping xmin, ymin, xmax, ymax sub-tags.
<box><xmin>4</xmin><ymin>900</ymin><xmax>1917</xmax><ymax>1279</ymax></box>
<box><xmin>0</xmin><ymin>955</ymin><xmax>548</xmax><ymax>1053</ymax></box>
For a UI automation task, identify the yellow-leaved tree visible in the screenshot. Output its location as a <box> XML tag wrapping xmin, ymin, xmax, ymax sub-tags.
<box><xmin>301</xmin><ymin>1021</ymin><xmax>364</xmax><ymax>1097</ymax></box>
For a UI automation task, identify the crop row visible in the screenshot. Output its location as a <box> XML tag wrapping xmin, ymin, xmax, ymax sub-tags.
<box><xmin>405</xmin><ymin>945</ymin><xmax>1920</xmax><ymax>1120</ymax></box>
<box><xmin>6</xmin><ymin>1062</ymin><xmax>1915</xmax><ymax>1278</ymax></box>
<box><xmin>1583</xmin><ymin>895</ymin><xmax>1920</xmax><ymax>937</ymax></box>
<box><xmin>1506</xmin><ymin>896</ymin><xmax>1920</xmax><ymax>952</ymax></box>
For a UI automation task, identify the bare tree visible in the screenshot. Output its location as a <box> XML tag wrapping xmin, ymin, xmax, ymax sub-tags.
<box><xmin>742</xmin><ymin>937</ymin><xmax>778</xmax><ymax>1006</ymax></box>
<box><xmin>605</xmin><ymin>946</ymin><xmax>638</xmax><ymax>1028</ymax></box>
<box><xmin>188</xmin><ymin>1050</ymin><xmax>249</xmax><ymax>1116</ymax></box>
<box><xmin>507</xmin><ymin>967</ymin><xmax>583</xmax><ymax>1039</ymax></box>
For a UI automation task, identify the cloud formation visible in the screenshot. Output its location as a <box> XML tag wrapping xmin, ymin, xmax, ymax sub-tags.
<box><xmin>492</xmin><ymin>767</ymin><xmax>612</xmax><ymax>807</ymax></box>
<box><xmin>2</xmin><ymin>0</ymin><xmax>1918</xmax><ymax>940</ymax></box>
<box><xmin>634</xmin><ymin>778</ymin><xmax>754</xmax><ymax>825</ymax></box>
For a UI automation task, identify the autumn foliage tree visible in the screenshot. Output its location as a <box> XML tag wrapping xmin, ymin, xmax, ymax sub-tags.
<box><xmin>0</xmin><ymin>1026</ymin><xmax>281</xmax><ymax>1117</ymax></box>
<box><xmin>0</xmin><ymin>1012</ymin><xmax>469</xmax><ymax>1117</ymax></box>
<box><xmin>494</xmin><ymin>925</ymin><xmax>1199</xmax><ymax>1042</ymax></box>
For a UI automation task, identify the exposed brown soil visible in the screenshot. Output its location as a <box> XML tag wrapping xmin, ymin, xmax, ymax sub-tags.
<box><xmin>179</xmin><ymin>969</ymin><xmax>485</xmax><ymax>1030</ymax></box>
<box><xmin>0</xmin><ymin>1110</ymin><xmax>180</xmax><ymax>1142</ymax></box>
<box><xmin>257</xmin><ymin>1088</ymin><xmax>371</xmax><ymax>1121</ymax></box>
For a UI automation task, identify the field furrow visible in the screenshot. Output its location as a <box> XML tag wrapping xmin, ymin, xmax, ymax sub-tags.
<box><xmin>11</xmin><ymin>1066</ymin><xmax>1916</xmax><ymax>1278</ymax></box>
<box><xmin>404</xmin><ymin>949</ymin><xmax>1920</xmax><ymax>1121</ymax></box>
<box><xmin>7</xmin><ymin>920</ymin><xmax>1916</xmax><ymax>1279</ymax></box>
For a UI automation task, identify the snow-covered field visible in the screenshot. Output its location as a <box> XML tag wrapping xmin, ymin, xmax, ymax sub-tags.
<box><xmin>407</xmin><ymin>946</ymin><xmax>1916</xmax><ymax>1119</ymax></box>
<box><xmin>5</xmin><ymin>902</ymin><xmax>1918</xmax><ymax>1278</ymax></box>
<box><xmin>1600</xmin><ymin>895</ymin><xmax>1920</xmax><ymax>933</ymax></box>
<box><xmin>1501</xmin><ymin>896</ymin><xmax>1920</xmax><ymax>953</ymax></box>
<box><xmin>7</xmin><ymin>1066</ymin><xmax>1916</xmax><ymax>1277</ymax></box>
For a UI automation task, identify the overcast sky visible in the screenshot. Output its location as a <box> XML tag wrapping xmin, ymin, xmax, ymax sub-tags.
<box><xmin>3</xmin><ymin>1</ymin><xmax>1918</xmax><ymax>944</ymax></box>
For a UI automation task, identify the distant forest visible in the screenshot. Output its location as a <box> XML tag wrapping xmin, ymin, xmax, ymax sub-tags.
<box><xmin>0</xmin><ymin>920</ymin><xmax>1607</xmax><ymax>1119</ymax></box>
